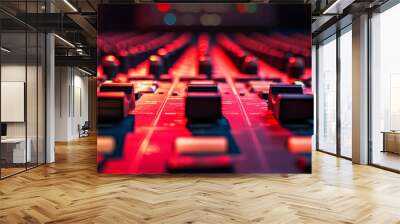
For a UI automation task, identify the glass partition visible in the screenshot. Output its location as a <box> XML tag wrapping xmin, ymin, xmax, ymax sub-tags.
<box><xmin>27</xmin><ymin>30</ymin><xmax>38</xmax><ymax>169</ymax></box>
<box><xmin>1</xmin><ymin>30</ymin><xmax>28</xmax><ymax>177</ymax></box>
<box><xmin>317</xmin><ymin>35</ymin><xmax>337</xmax><ymax>154</ymax></box>
<box><xmin>0</xmin><ymin>1</ymin><xmax>46</xmax><ymax>179</ymax></box>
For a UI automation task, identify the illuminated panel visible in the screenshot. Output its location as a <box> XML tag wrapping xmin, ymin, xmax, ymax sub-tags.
<box><xmin>97</xmin><ymin>4</ymin><xmax>313</xmax><ymax>174</ymax></box>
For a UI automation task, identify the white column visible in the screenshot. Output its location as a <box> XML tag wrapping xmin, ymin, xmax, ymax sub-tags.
<box><xmin>46</xmin><ymin>0</ymin><xmax>55</xmax><ymax>163</ymax></box>
<box><xmin>352</xmin><ymin>14</ymin><xmax>369</xmax><ymax>164</ymax></box>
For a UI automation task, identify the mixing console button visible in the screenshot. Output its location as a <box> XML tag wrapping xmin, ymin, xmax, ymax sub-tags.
<box><xmin>273</xmin><ymin>94</ymin><xmax>313</xmax><ymax>123</ymax></box>
<box><xmin>287</xmin><ymin>57</ymin><xmax>305</xmax><ymax>78</ymax></box>
<box><xmin>175</xmin><ymin>136</ymin><xmax>228</xmax><ymax>155</ymax></box>
<box><xmin>97</xmin><ymin>136</ymin><xmax>116</xmax><ymax>154</ymax></box>
<box><xmin>118</xmin><ymin>50</ymin><xmax>131</xmax><ymax>74</ymax></box>
<box><xmin>100</xmin><ymin>83</ymin><xmax>135</xmax><ymax>110</ymax></box>
<box><xmin>242</xmin><ymin>56</ymin><xmax>258</xmax><ymax>75</ymax></box>
<box><xmin>268</xmin><ymin>84</ymin><xmax>304</xmax><ymax>110</ymax></box>
<box><xmin>185</xmin><ymin>92</ymin><xmax>222</xmax><ymax>122</ymax></box>
<box><xmin>102</xmin><ymin>55</ymin><xmax>120</xmax><ymax>79</ymax></box>
<box><xmin>187</xmin><ymin>80</ymin><xmax>218</xmax><ymax>93</ymax></box>
<box><xmin>258</xmin><ymin>90</ymin><xmax>269</xmax><ymax>100</ymax></box>
<box><xmin>135</xmin><ymin>81</ymin><xmax>158</xmax><ymax>94</ymax></box>
<box><xmin>198</xmin><ymin>55</ymin><xmax>213</xmax><ymax>79</ymax></box>
<box><xmin>98</xmin><ymin>92</ymin><xmax>129</xmax><ymax>123</ymax></box>
<box><xmin>248</xmin><ymin>80</ymin><xmax>275</xmax><ymax>93</ymax></box>
<box><xmin>167</xmin><ymin>155</ymin><xmax>233</xmax><ymax>173</ymax></box>
<box><xmin>149</xmin><ymin>55</ymin><xmax>164</xmax><ymax>80</ymax></box>
<box><xmin>287</xmin><ymin>136</ymin><xmax>311</xmax><ymax>154</ymax></box>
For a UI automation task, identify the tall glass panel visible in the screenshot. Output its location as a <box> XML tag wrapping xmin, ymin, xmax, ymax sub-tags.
<box><xmin>339</xmin><ymin>28</ymin><xmax>352</xmax><ymax>158</ymax></box>
<box><xmin>26</xmin><ymin>0</ymin><xmax>41</xmax><ymax>169</ymax></box>
<box><xmin>371</xmin><ymin>3</ymin><xmax>400</xmax><ymax>171</ymax></box>
<box><xmin>0</xmin><ymin>1</ymin><xmax>46</xmax><ymax>178</ymax></box>
<box><xmin>1</xmin><ymin>28</ymin><xmax>27</xmax><ymax>177</ymax></box>
<box><xmin>37</xmin><ymin>0</ymin><xmax>46</xmax><ymax>166</ymax></box>
<box><xmin>317</xmin><ymin>36</ymin><xmax>337</xmax><ymax>154</ymax></box>
<box><xmin>27</xmin><ymin>30</ymin><xmax>38</xmax><ymax>169</ymax></box>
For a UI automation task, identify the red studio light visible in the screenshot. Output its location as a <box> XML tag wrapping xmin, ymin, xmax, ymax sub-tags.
<box><xmin>157</xmin><ymin>3</ymin><xmax>171</xmax><ymax>13</ymax></box>
<box><xmin>289</xmin><ymin>57</ymin><xmax>297</xmax><ymax>64</ymax></box>
<box><xmin>236</xmin><ymin>4</ymin><xmax>247</xmax><ymax>14</ymax></box>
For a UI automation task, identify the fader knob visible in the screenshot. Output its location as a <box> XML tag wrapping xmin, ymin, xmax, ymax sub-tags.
<box><xmin>185</xmin><ymin>92</ymin><xmax>222</xmax><ymax>122</ymax></box>
<box><xmin>118</xmin><ymin>50</ymin><xmax>131</xmax><ymax>74</ymax></box>
<box><xmin>242</xmin><ymin>56</ymin><xmax>258</xmax><ymax>75</ymax></box>
<box><xmin>102</xmin><ymin>55</ymin><xmax>120</xmax><ymax>79</ymax></box>
<box><xmin>158</xmin><ymin>48</ymin><xmax>171</xmax><ymax>73</ymax></box>
<box><xmin>149</xmin><ymin>55</ymin><xmax>164</xmax><ymax>80</ymax></box>
<box><xmin>287</xmin><ymin>57</ymin><xmax>305</xmax><ymax>78</ymax></box>
<box><xmin>198</xmin><ymin>55</ymin><xmax>213</xmax><ymax>79</ymax></box>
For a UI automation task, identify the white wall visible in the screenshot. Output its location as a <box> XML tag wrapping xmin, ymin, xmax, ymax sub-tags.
<box><xmin>1</xmin><ymin>63</ymin><xmax>46</xmax><ymax>164</ymax></box>
<box><xmin>55</xmin><ymin>67</ymin><xmax>89</xmax><ymax>141</ymax></box>
<box><xmin>1</xmin><ymin>65</ymin><xmax>38</xmax><ymax>138</ymax></box>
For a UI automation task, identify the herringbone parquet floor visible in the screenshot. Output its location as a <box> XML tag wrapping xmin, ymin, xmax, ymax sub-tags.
<box><xmin>1</xmin><ymin>135</ymin><xmax>400</xmax><ymax>224</ymax></box>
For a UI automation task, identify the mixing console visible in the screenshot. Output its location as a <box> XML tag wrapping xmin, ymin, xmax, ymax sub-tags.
<box><xmin>97</xmin><ymin>31</ymin><xmax>313</xmax><ymax>174</ymax></box>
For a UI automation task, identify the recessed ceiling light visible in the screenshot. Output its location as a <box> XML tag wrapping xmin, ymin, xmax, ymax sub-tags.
<box><xmin>1</xmin><ymin>47</ymin><xmax>11</xmax><ymax>53</ymax></box>
<box><xmin>54</xmin><ymin>34</ymin><xmax>75</xmax><ymax>48</ymax></box>
<box><xmin>78</xmin><ymin>67</ymin><xmax>93</xmax><ymax>76</ymax></box>
<box><xmin>63</xmin><ymin>0</ymin><xmax>78</xmax><ymax>12</ymax></box>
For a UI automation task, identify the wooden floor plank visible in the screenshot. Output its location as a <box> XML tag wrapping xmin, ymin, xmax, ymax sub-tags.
<box><xmin>1</xmin><ymin>135</ymin><xmax>400</xmax><ymax>223</ymax></box>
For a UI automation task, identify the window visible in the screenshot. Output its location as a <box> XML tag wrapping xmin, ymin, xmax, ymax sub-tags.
<box><xmin>339</xmin><ymin>28</ymin><xmax>352</xmax><ymax>158</ymax></box>
<box><xmin>317</xmin><ymin>35</ymin><xmax>337</xmax><ymax>154</ymax></box>
<box><xmin>370</xmin><ymin>2</ymin><xmax>400</xmax><ymax>171</ymax></box>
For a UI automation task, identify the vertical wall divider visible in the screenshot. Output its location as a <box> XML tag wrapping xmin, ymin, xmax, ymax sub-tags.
<box><xmin>367</xmin><ymin>10</ymin><xmax>373</xmax><ymax>165</ymax></box>
<box><xmin>336</xmin><ymin>25</ymin><xmax>342</xmax><ymax>157</ymax></box>
<box><xmin>36</xmin><ymin>0</ymin><xmax>39</xmax><ymax>168</ymax></box>
<box><xmin>25</xmin><ymin>0</ymin><xmax>28</xmax><ymax>171</ymax></box>
<box><xmin>315</xmin><ymin>44</ymin><xmax>320</xmax><ymax>151</ymax></box>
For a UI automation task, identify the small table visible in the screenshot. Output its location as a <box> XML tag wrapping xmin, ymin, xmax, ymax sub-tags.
<box><xmin>382</xmin><ymin>131</ymin><xmax>400</xmax><ymax>154</ymax></box>
<box><xmin>1</xmin><ymin>138</ymin><xmax>31</xmax><ymax>164</ymax></box>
